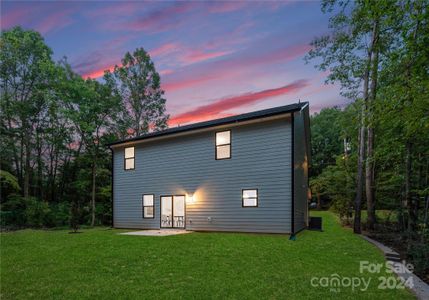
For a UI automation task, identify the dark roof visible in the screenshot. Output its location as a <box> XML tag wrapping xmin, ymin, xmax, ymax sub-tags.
<box><xmin>108</xmin><ymin>102</ymin><xmax>308</xmax><ymax>147</ymax></box>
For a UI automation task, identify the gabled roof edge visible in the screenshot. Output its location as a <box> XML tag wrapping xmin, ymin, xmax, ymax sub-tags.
<box><xmin>107</xmin><ymin>102</ymin><xmax>308</xmax><ymax>147</ymax></box>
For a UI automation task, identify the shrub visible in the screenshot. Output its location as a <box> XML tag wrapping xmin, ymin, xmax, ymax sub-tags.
<box><xmin>1</xmin><ymin>194</ymin><xmax>27</xmax><ymax>228</ymax></box>
<box><xmin>49</xmin><ymin>202</ymin><xmax>70</xmax><ymax>227</ymax></box>
<box><xmin>24</xmin><ymin>198</ymin><xmax>51</xmax><ymax>227</ymax></box>
<box><xmin>408</xmin><ymin>241</ymin><xmax>429</xmax><ymax>273</ymax></box>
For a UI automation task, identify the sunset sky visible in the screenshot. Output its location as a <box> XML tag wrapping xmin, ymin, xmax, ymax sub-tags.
<box><xmin>1</xmin><ymin>1</ymin><xmax>348</xmax><ymax>126</ymax></box>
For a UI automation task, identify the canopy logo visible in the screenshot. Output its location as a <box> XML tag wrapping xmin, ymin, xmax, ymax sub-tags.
<box><xmin>310</xmin><ymin>273</ymin><xmax>371</xmax><ymax>292</ymax></box>
<box><xmin>310</xmin><ymin>260</ymin><xmax>414</xmax><ymax>293</ymax></box>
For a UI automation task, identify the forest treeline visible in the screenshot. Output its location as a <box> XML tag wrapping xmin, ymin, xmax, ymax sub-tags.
<box><xmin>0</xmin><ymin>27</ymin><xmax>169</xmax><ymax>229</ymax></box>
<box><xmin>0</xmin><ymin>0</ymin><xmax>428</xmax><ymax>259</ymax></box>
<box><xmin>307</xmin><ymin>0</ymin><xmax>428</xmax><ymax>279</ymax></box>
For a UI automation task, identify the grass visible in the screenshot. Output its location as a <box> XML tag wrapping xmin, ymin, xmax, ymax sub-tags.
<box><xmin>1</xmin><ymin>212</ymin><xmax>414</xmax><ymax>299</ymax></box>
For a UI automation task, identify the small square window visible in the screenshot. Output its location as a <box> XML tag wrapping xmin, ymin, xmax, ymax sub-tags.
<box><xmin>142</xmin><ymin>194</ymin><xmax>154</xmax><ymax>218</ymax></box>
<box><xmin>124</xmin><ymin>147</ymin><xmax>135</xmax><ymax>170</ymax></box>
<box><xmin>242</xmin><ymin>189</ymin><xmax>258</xmax><ymax>207</ymax></box>
<box><xmin>215</xmin><ymin>130</ymin><xmax>231</xmax><ymax>160</ymax></box>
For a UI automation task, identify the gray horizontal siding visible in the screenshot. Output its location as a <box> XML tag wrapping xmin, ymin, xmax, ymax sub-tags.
<box><xmin>113</xmin><ymin>118</ymin><xmax>292</xmax><ymax>233</ymax></box>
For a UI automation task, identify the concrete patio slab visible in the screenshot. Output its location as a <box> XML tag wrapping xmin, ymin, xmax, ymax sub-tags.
<box><xmin>119</xmin><ymin>229</ymin><xmax>192</xmax><ymax>236</ymax></box>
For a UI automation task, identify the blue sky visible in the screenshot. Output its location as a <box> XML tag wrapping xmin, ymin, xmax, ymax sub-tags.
<box><xmin>1</xmin><ymin>0</ymin><xmax>348</xmax><ymax>125</ymax></box>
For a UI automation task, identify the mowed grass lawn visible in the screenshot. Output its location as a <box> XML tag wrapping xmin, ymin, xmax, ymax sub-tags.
<box><xmin>1</xmin><ymin>212</ymin><xmax>414</xmax><ymax>299</ymax></box>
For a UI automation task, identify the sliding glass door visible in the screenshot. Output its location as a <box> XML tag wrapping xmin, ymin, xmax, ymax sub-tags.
<box><xmin>161</xmin><ymin>195</ymin><xmax>185</xmax><ymax>228</ymax></box>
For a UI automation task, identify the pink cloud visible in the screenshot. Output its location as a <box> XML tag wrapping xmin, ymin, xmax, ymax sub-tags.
<box><xmin>150</xmin><ymin>43</ymin><xmax>179</xmax><ymax>57</ymax></box>
<box><xmin>86</xmin><ymin>2</ymin><xmax>143</xmax><ymax>17</ymax></box>
<box><xmin>159</xmin><ymin>69</ymin><xmax>174</xmax><ymax>76</ymax></box>
<box><xmin>120</xmin><ymin>2</ymin><xmax>195</xmax><ymax>33</ymax></box>
<box><xmin>36</xmin><ymin>9</ymin><xmax>75</xmax><ymax>34</ymax></box>
<box><xmin>163</xmin><ymin>44</ymin><xmax>311</xmax><ymax>92</ymax></box>
<box><xmin>1</xmin><ymin>5</ymin><xmax>76</xmax><ymax>35</ymax></box>
<box><xmin>79</xmin><ymin>42</ymin><xmax>179</xmax><ymax>79</ymax></box>
<box><xmin>82</xmin><ymin>65</ymin><xmax>116</xmax><ymax>79</ymax></box>
<box><xmin>179</xmin><ymin>50</ymin><xmax>232</xmax><ymax>65</ymax></box>
<box><xmin>169</xmin><ymin>79</ymin><xmax>309</xmax><ymax>125</ymax></box>
<box><xmin>163</xmin><ymin>73</ymin><xmax>220</xmax><ymax>92</ymax></box>
<box><xmin>207</xmin><ymin>2</ymin><xmax>248</xmax><ymax>13</ymax></box>
<box><xmin>105</xmin><ymin>35</ymin><xmax>134</xmax><ymax>50</ymax></box>
<box><xmin>1</xmin><ymin>7</ymin><xmax>32</xmax><ymax>29</ymax></box>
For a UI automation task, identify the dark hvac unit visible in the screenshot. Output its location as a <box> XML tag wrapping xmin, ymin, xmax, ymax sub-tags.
<box><xmin>309</xmin><ymin>217</ymin><xmax>322</xmax><ymax>231</ymax></box>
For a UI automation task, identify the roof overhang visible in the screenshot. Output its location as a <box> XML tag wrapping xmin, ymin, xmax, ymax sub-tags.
<box><xmin>108</xmin><ymin>102</ymin><xmax>308</xmax><ymax>149</ymax></box>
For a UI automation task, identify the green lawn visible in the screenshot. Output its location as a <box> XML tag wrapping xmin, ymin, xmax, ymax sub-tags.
<box><xmin>1</xmin><ymin>212</ymin><xmax>414</xmax><ymax>299</ymax></box>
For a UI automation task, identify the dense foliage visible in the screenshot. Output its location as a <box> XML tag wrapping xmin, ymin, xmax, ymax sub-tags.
<box><xmin>308</xmin><ymin>0</ymin><xmax>428</xmax><ymax>280</ymax></box>
<box><xmin>0</xmin><ymin>27</ymin><xmax>169</xmax><ymax>229</ymax></box>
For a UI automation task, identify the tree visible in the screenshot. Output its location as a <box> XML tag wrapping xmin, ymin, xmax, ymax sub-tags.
<box><xmin>0</xmin><ymin>26</ymin><xmax>56</xmax><ymax>198</ymax></box>
<box><xmin>104</xmin><ymin>48</ymin><xmax>169</xmax><ymax>138</ymax></box>
<box><xmin>374</xmin><ymin>0</ymin><xmax>429</xmax><ymax>232</ymax></box>
<box><xmin>1</xmin><ymin>28</ymin><xmax>169</xmax><ymax>228</ymax></box>
<box><xmin>306</xmin><ymin>0</ymin><xmax>400</xmax><ymax>233</ymax></box>
<box><xmin>63</xmin><ymin>72</ymin><xmax>121</xmax><ymax>226</ymax></box>
<box><xmin>310</xmin><ymin>107</ymin><xmax>344</xmax><ymax>177</ymax></box>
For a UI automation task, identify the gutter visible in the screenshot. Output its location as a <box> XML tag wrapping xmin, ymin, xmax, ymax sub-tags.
<box><xmin>106</xmin><ymin>103</ymin><xmax>307</xmax><ymax>147</ymax></box>
<box><xmin>300</xmin><ymin>102</ymin><xmax>309</xmax><ymax>112</ymax></box>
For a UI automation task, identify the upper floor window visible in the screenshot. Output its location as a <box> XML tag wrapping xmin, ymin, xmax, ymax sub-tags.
<box><xmin>215</xmin><ymin>130</ymin><xmax>231</xmax><ymax>160</ymax></box>
<box><xmin>242</xmin><ymin>189</ymin><xmax>258</xmax><ymax>207</ymax></box>
<box><xmin>124</xmin><ymin>147</ymin><xmax>135</xmax><ymax>170</ymax></box>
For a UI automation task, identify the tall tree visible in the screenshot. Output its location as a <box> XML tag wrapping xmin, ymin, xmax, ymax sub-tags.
<box><xmin>375</xmin><ymin>0</ymin><xmax>429</xmax><ymax>232</ymax></box>
<box><xmin>1</xmin><ymin>27</ymin><xmax>170</xmax><ymax>228</ymax></box>
<box><xmin>104</xmin><ymin>48</ymin><xmax>169</xmax><ymax>138</ymax></box>
<box><xmin>63</xmin><ymin>70</ymin><xmax>120</xmax><ymax>226</ymax></box>
<box><xmin>0</xmin><ymin>27</ymin><xmax>55</xmax><ymax>198</ymax></box>
<box><xmin>306</xmin><ymin>0</ymin><xmax>398</xmax><ymax>233</ymax></box>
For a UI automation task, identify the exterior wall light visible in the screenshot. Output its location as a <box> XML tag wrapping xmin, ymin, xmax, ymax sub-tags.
<box><xmin>187</xmin><ymin>195</ymin><xmax>195</xmax><ymax>204</ymax></box>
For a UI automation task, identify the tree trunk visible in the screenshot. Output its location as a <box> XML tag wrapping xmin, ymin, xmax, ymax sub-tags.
<box><xmin>23</xmin><ymin>132</ymin><xmax>31</xmax><ymax>198</ymax></box>
<box><xmin>317</xmin><ymin>192</ymin><xmax>321</xmax><ymax>210</ymax></box>
<box><xmin>91</xmin><ymin>161</ymin><xmax>96</xmax><ymax>227</ymax></box>
<box><xmin>5</xmin><ymin>103</ymin><xmax>22</xmax><ymax>187</ymax></box>
<box><xmin>405</xmin><ymin>141</ymin><xmax>414</xmax><ymax>231</ymax></box>
<box><xmin>19</xmin><ymin>135</ymin><xmax>24</xmax><ymax>195</ymax></box>
<box><xmin>354</xmin><ymin>106</ymin><xmax>365</xmax><ymax>234</ymax></box>
<box><xmin>365</xmin><ymin>19</ymin><xmax>380</xmax><ymax>231</ymax></box>
<box><xmin>36</xmin><ymin>129</ymin><xmax>43</xmax><ymax>201</ymax></box>
<box><xmin>354</xmin><ymin>59</ymin><xmax>371</xmax><ymax>234</ymax></box>
<box><xmin>424</xmin><ymin>195</ymin><xmax>428</xmax><ymax>226</ymax></box>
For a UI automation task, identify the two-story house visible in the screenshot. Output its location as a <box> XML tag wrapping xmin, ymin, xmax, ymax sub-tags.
<box><xmin>108</xmin><ymin>102</ymin><xmax>310</xmax><ymax>235</ymax></box>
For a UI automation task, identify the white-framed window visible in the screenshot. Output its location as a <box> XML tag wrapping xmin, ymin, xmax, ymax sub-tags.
<box><xmin>142</xmin><ymin>194</ymin><xmax>154</xmax><ymax>218</ymax></box>
<box><xmin>215</xmin><ymin>130</ymin><xmax>231</xmax><ymax>160</ymax></box>
<box><xmin>242</xmin><ymin>189</ymin><xmax>258</xmax><ymax>207</ymax></box>
<box><xmin>124</xmin><ymin>147</ymin><xmax>135</xmax><ymax>170</ymax></box>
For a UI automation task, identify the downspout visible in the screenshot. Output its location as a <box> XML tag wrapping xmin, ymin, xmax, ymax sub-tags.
<box><xmin>109</xmin><ymin>147</ymin><xmax>114</xmax><ymax>228</ymax></box>
<box><xmin>290</xmin><ymin>112</ymin><xmax>295</xmax><ymax>240</ymax></box>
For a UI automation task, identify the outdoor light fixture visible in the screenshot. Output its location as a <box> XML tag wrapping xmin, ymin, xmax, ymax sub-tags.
<box><xmin>187</xmin><ymin>195</ymin><xmax>195</xmax><ymax>204</ymax></box>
